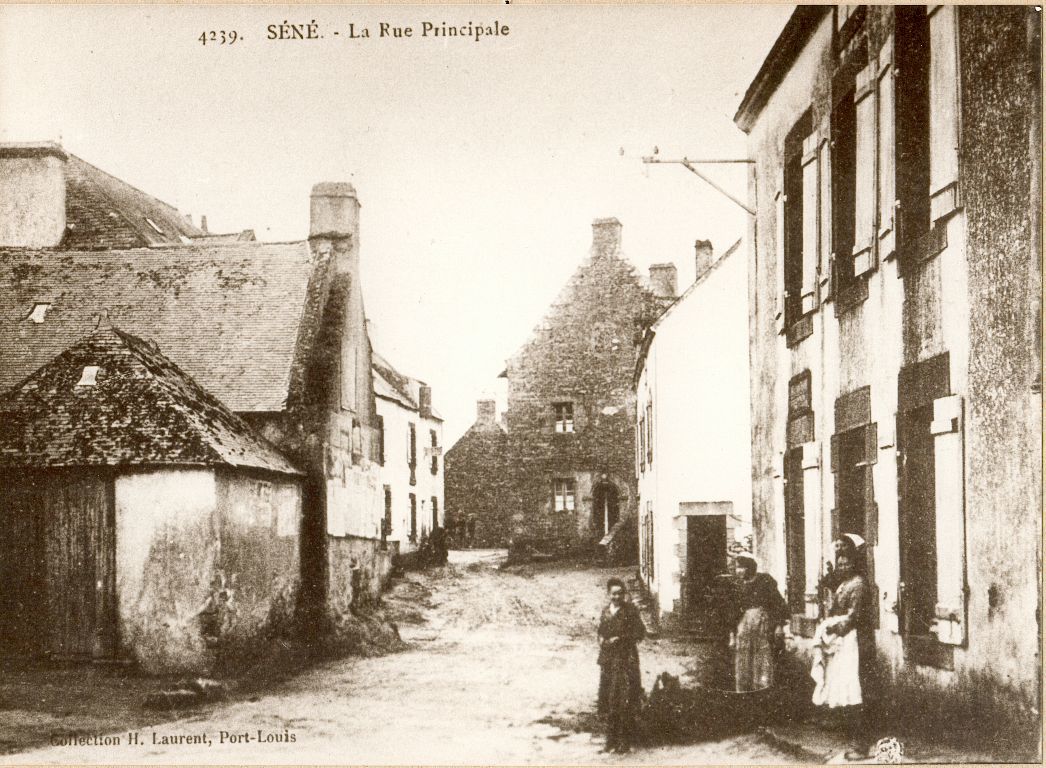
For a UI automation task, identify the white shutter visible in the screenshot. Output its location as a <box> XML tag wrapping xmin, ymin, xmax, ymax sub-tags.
<box><xmin>930</xmin><ymin>394</ymin><xmax>966</xmax><ymax>645</ymax></box>
<box><xmin>775</xmin><ymin>168</ymin><xmax>786</xmax><ymax>332</ymax></box>
<box><xmin>801</xmin><ymin>133</ymin><xmax>820</xmax><ymax>314</ymax></box>
<box><xmin>854</xmin><ymin>62</ymin><xmax>877</xmax><ymax>277</ymax></box>
<box><xmin>877</xmin><ymin>37</ymin><xmax>897</xmax><ymax>259</ymax></box>
<box><xmin>818</xmin><ymin>134</ymin><xmax>832</xmax><ymax>302</ymax></box>
<box><xmin>928</xmin><ymin>5</ymin><xmax>960</xmax><ymax>222</ymax></box>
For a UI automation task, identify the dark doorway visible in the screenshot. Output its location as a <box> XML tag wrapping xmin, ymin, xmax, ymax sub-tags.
<box><xmin>898</xmin><ymin>404</ymin><xmax>939</xmax><ymax>638</ymax></box>
<box><xmin>592</xmin><ymin>482</ymin><xmax>619</xmax><ymax>539</ymax></box>
<box><xmin>683</xmin><ymin>515</ymin><xmax>728</xmax><ymax>622</ymax></box>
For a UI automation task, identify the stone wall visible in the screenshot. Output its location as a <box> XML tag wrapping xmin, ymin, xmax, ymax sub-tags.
<box><xmin>444</xmin><ymin>401</ymin><xmax>509</xmax><ymax>547</ymax></box>
<box><xmin>502</xmin><ymin>220</ymin><xmax>665</xmax><ymax>557</ymax></box>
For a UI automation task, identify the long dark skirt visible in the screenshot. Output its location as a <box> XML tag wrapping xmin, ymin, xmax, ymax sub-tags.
<box><xmin>600</xmin><ymin>652</ymin><xmax>643</xmax><ymax>749</ymax></box>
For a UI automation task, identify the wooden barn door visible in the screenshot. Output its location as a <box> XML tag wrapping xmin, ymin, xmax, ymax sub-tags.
<box><xmin>44</xmin><ymin>472</ymin><xmax>117</xmax><ymax>660</ymax></box>
<box><xmin>0</xmin><ymin>474</ymin><xmax>47</xmax><ymax>657</ymax></box>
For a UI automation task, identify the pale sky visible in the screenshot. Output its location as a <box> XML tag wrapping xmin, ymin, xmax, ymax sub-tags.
<box><xmin>0</xmin><ymin>4</ymin><xmax>792</xmax><ymax>445</ymax></box>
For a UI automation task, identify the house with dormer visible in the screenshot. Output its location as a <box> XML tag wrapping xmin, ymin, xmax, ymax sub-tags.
<box><xmin>0</xmin><ymin>141</ymin><xmax>390</xmax><ymax>668</ymax></box>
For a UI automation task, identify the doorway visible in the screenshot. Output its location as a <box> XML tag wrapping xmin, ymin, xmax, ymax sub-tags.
<box><xmin>683</xmin><ymin>514</ymin><xmax>728</xmax><ymax>623</ymax></box>
<box><xmin>592</xmin><ymin>482</ymin><xmax>619</xmax><ymax>539</ymax></box>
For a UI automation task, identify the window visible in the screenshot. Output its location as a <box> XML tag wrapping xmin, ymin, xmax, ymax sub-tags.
<box><xmin>645</xmin><ymin>400</ymin><xmax>653</xmax><ymax>466</ymax></box>
<box><xmin>382</xmin><ymin>485</ymin><xmax>392</xmax><ymax>545</ymax></box>
<box><xmin>895</xmin><ymin>6</ymin><xmax>932</xmax><ymax>268</ymax></box>
<box><xmin>408</xmin><ymin>422</ymin><xmax>417</xmax><ymax>485</ymax></box>
<box><xmin>76</xmin><ymin>365</ymin><xmax>100</xmax><ymax>387</ymax></box>
<box><xmin>430</xmin><ymin>429</ymin><xmax>439</xmax><ymax>475</ymax></box>
<box><xmin>553</xmin><ymin>479</ymin><xmax>576</xmax><ymax>512</ymax></box>
<box><xmin>26</xmin><ymin>302</ymin><xmax>51</xmax><ymax>324</ymax></box>
<box><xmin>783</xmin><ymin>112</ymin><xmax>810</xmax><ymax>328</ymax></box>
<box><xmin>553</xmin><ymin>402</ymin><xmax>574</xmax><ymax>433</ymax></box>
<box><xmin>638</xmin><ymin>411</ymin><xmax>646</xmax><ymax>473</ymax></box>
<box><xmin>785</xmin><ymin>372</ymin><xmax>813</xmax><ymax>617</ymax></box>
<box><xmin>377</xmin><ymin>415</ymin><xmax>385</xmax><ymax>466</ymax></box>
<box><xmin>831</xmin><ymin>84</ymin><xmax>858</xmax><ymax>297</ymax></box>
<box><xmin>897</xmin><ymin>353</ymin><xmax>966</xmax><ymax>654</ymax></box>
<box><xmin>409</xmin><ymin>493</ymin><xmax>417</xmax><ymax>542</ymax></box>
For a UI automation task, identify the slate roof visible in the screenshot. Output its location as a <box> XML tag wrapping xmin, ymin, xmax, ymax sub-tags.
<box><xmin>61</xmin><ymin>154</ymin><xmax>205</xmax><ymax>249</ymax></box>
<box><xmin>191</xmin><ymin>230</ymin><xmax>257</xmax><ymax>244</ymax></box>
<box><xmin>0</xmin><ymin>326</ymin><xmax>300</xmax><ymax>474</ymax></box>
<box><xmin>0</xmin><ymin>242</ymin><xmax>321</xmax><ymax>412</ymax></box>
<box><xmin>372</xmin><ymin>351</ymin><xmax>442</xmax><ymax>420</ymax></box>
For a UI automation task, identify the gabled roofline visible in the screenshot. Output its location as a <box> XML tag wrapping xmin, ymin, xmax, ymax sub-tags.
<box><xmin>734</xmin><ymin>6</ymin><xmax>832</xmax><ymax>133</ymax></box>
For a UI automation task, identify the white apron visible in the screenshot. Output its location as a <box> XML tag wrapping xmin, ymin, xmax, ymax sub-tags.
<box><xmin>810</xmin><ymin>617</ymin><xmax>862</xmax><ymax>708</ymax></box>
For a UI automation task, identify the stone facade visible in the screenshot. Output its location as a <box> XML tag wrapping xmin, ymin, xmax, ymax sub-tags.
<box><xmin>735</xmin><ymin>4</ymin><xmax>1040</xmax><ymax>744</ymax></box>
<box><xmin>444</xmin><ymin>400</ymin><xmax>508</xmax><ymax>547</ymax></box>
<box><xmin>451</xmin><ymin>219</ymin><xmax>666</xmax><ymax>557</ymax></box>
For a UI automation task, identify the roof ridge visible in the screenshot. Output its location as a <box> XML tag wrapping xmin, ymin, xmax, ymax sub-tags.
<box><xmin>69</xmin><ymin>153</ymin><xmax>188</xmax><ymax>219</ymax></box>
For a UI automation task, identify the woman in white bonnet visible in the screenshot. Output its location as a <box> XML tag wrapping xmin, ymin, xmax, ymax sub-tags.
<box><xmin>812</xmin><ymin>533</ymin><xmax>875</xmax><ymax>760</ymax></box>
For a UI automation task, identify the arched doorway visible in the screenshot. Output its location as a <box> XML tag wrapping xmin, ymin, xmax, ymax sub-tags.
<box><xmin>592</xmin><ymin>482</ymin><xmax>620</xmax><ymax>540</ymax></box>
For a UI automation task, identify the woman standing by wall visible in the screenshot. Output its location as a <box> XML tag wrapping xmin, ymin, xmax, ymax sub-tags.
<box><xmin>597</xmin><ymin>577</ymin><xmax>646</xmax><ymax>753</ymax></box>
<box><xmin>730</xmin><ymin>554</ymin><xmax>789</xmax><ymax>692</ymax></box>
<box><xmin>811</xmin><ymin>534</ymin><xmax>876</xmax><ymax>760</ymax></box>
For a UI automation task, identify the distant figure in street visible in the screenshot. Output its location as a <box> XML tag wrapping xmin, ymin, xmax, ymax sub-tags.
<box><xmin>811</xmin><ymin>534</ymin><xmax>876</xmax><ymax>760</ymax></box>
<box><xmin>597</xmin><ymin>577</ymin><xmax>646</xmax><ymax>753</ymax></box>
<box><xmin>730</xmin><ymin>555</ymin><xmax>789</xmax><ymax>693</ymax></box>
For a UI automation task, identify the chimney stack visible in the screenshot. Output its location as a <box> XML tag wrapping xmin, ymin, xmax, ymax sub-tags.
<box><xmin>477</xmin><ymin>399</ymin><xmax>497</xmax><ymax>425</ymax></box>
<box><xmin>200</xmin><ymin>215</ymin><xmax>209</xmax><ymax>234</ymax></box>
<box><xmin>418</xmin><ymin>385</ymin><xmax>433</xmax><ymax>419</ymax></box>
<box><xmin>695</xmin><ymin>239</ymin><xmax>715</xmax><ymax>281</ymax></box>
<box><xmin>591</xmin><ymin>218</ymin><xmax>622</xmax><ymax>260</ymax></box>
<box><xmin>0</xmin><ymin>142</ymin><xmax>67</xmax><ymax>248</ymax></box>
<box><xmin>648</xmin><ymin>263</ymin><xmax>678</xmax><ymax>299</ymax></box>
<box><xmin>310</xmin><ymin>182</ymin><xmax>361</xmax><ymax>274</ymax></box>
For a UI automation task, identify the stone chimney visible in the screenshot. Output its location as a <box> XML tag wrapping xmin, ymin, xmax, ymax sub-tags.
<box><xmin>695</xmin><ymin>239</ymin><xmax>715</xmax><ymax>281</ymax></box>
<box><xmin>418</xmin><ymin>385</ymin><xmax>433</xmax><ymax>418</ymax></box>
<box><xmin>477</xmin><ymin>399</ymin><xmax>497</xmax><ymax>426</ymax></box>
<box><xmin>200</xmin><ymin>215</ymin><xmax>209</xmax><ymax>234</ymax></box>
<box><xmin>591</xmin><ymin>217</ymin><xmax>622</xmax><ymax>260</ymax></box>
<box><xmin>0</xmin><ymin>142</ymin><xmax>67</xmax><ymax>248</ymax></box>
<box><xmin>648</xmin><ymin>263</ymin><xmax>678</xmax><ymax>299</ymax></box>
<box><xmin>310</xmin><ymin>182</ymin><xmax>360</xmax><ymax>273</ymax></box>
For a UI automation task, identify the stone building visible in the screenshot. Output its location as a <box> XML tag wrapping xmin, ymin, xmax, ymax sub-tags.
<box><xmin>0</xmin><ymin>327</ymin><xmax>302</xmax><ymax>674</ymax></box>
<box><xmin>734</xmin><ymin>5</ymin><xmax>1040</xmax><ymax>741</ymax></box>
<box><xmin>635</xmin><ymin>239</ymin><xmax>752</xmax><ymax>628</ymax></box>
<box><xmin>0</xmin><ymin>142</ymin><xmax>392</xmax><ymax>654</ymax></box>
<box><xmin>445</xmin><ymin>218</ymin><xmax>669</xmax><ymax>558</ymax></box>
<box><xmin>372</xmin><ymin>351</ymin><xmax>444</xmax><ymax>562</ymax></box>
<box><xmin>444</xmin><ymin>399</ymin><xmax>508</xmax><ymax>548</ymax></box>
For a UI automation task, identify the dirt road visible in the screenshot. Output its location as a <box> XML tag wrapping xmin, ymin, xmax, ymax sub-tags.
<box><xmin>4</xmin><ymin>550</ymin><xmax>797</xmax><ymax>765</ymax></box>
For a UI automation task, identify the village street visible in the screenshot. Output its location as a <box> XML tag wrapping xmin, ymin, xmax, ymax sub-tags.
<box><xmin>2</xmin><ymin>550</ymin><xmax>799</xmax><ymax>765</ymax></box>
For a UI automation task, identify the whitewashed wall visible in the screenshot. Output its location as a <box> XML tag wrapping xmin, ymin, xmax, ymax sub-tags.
<box><xmin>637</xmin><ymin>244</ymin><xmax>753</xmax><ymax>618</ymax></box>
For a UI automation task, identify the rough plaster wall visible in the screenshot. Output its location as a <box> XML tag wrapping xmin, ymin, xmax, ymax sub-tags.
<box><xmin>115</xmin><ymin>469</ymin><xmax>218</xmax><ymax>674</ymax></box>
<box><xmin>957</xmin><ymin>5</ymin><xmax>1041</xmax><ymax>709</ymax></box>
<box><xmin>214</xmin><ymin>472</ymin><xmax>300</xmax><ymax>663</ymax></box>
<box><xmin>745</xmin><ymin>13</ymin><xmax>835</xmax><ymax>576</ymax></box>
<box><xmin>503</xmin><ymin>253</ymin><xmax>662</xmax><ymax>554</ymax></box>
<box><xmin>445</xmin><ymin>420</ymin><xmax>510</xmax><ymax>547</ymax></box>
<box><xmin>0</xmin><ymin>155</ymin><xmax>65</xmax><ymax>248</ymax></box>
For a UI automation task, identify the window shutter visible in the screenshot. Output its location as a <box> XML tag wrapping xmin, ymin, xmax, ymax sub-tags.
<box><xmin>930</xmin><ymin>394</ymin><xmax>967</xmax><ymax>645</ymax></box>
<box><xmin>928</xmin><ymin>5</ymin><xmax>960</xmax><ymax>221</ymax></box>
<box><xmin>830</xmin><ymin>433</ymin><xmax>840</xmax><ymax>473</ymax></box>
<box><xmin>818</xmin><ymin>134</ymin><xmax>832</xmax><ymax>303</ymax></box>
<box><xmin>877</xmin><ymin>36</ymin><xmax>897</xmax><ymax>259</ymax></box>
<box><xmin>863</xmin><ymin>422</ymin><xmax>878</xmax><ymax>465</ymax></box>
<box><xmin>801</xmin><ymin>133</ymin><xmax>820</xmax><ymax>313</ymax></box>
<box><xmin>775</xmin><ymin>168</ymin><xmax>787</xmax><ymax>333</ymax></box>
<box><xmin>854</xmin><ymin>62</ymin><xmax>878</xmax><ymax>277</ymax></box>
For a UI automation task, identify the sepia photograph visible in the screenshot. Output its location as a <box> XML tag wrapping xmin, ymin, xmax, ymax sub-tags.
<box><xmin>0</xmin><ymin>3</ymin><xmax>1041</xmax><ymax>764</ymax></box>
